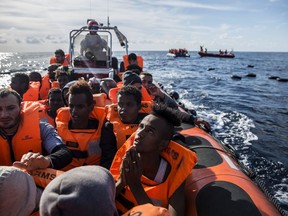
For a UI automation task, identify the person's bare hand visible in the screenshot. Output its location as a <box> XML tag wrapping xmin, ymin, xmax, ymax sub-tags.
<box><xmin>13</xmin><ymin>152</ymin><xmax>51</xmax><ymax>171</ymax></box>
<box><xmin>194</xmin><ymin>118</ymin><xmax>211</xmax><ymax>133</ymax></box>
<box><xmin>122</xmin><ymin>147</ymin><xmax>142</xmax><ymax>187</ymax></box>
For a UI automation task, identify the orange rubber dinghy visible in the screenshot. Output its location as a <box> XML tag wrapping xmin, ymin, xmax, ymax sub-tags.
<box><xmin>173</xmin><ymin>123</ymin><xmax>283</xmax><ymax>216</ymax></box>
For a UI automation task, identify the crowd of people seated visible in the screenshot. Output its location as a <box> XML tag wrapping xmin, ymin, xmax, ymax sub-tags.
<box><xmin>0</xmin><ymin>40</ymin><xmax>212</xmax><ymax>215</ymax></box>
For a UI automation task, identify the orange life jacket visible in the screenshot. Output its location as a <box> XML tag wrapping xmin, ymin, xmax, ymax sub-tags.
<box><xmin>23</xmin><ymin>81</ymin><xmax>41</xmax><ymax>101</ymax></box>
<box><xmin>51</xmin><ymin>81</ymin><xmax>60</xmax><ymax>88</ymax></box>
<box><xmin>110</xmin><ymin>133</ymin><xmax>197</xmax><ymax>213</ymax></box>
<box><xmin>37</xmin><ymin>102</ymin><xmax>56</xmax><ymax>128</ymax></box>
<box><xmin>123</xmin><ymin>203</ymin><xmax>170</xmax><ymax>216</ymax></box>
<box><xmin>39</xmin><ymin>75</ymin><xmax>51</xmax><ymax>100</ymax></box>
<box><xmin>49</xmin><ymin>54</ymin><xmax>71</xmax><ymax>66</ymax></box>
<box><xmin>56</xmin><ymin>106</ymin><xmax>106</xmax><ymax>171</ymax></box>
<box><xmin>39</xmin><ymin>75</ymin><xmax>59</xmax><ymax>100</ymax></box>
<box><xmin>93</xmin><ymin>93</ymin><xmax>109</xmax><ymax>107</ymax></box>
<box><xmin>105</xmin><ymin>101</ymin><xmax>152</xmax><ymax>149</ymax></box>
<box><xmin>29</xmin><ymin>168</ymin><xmax>64</xmax><ymax>188</ymax></box>
<box><xmin>0</xmin><ymin>102</ymin><xmax>42</xmax><ymax>165</ymax></box>
<box><xmin>109</xmin><ymin>87</ymin><xmax>153</xmax><ymax>104</ymax></box>
<box><xmin>123</xmin><ymin>55</ymin><xmax>144</xmax><ymax>71</ymax></box>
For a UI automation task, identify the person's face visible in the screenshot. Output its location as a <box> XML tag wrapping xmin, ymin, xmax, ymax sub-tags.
<box><xmin>133</xmin><ymin>114</ymin><xmax>168</xmax><ymax>153</ymax></box>
<box><xmin>55</xmin><ymin>54</ymin><xmax>65</xmax><ymax>64</ymax></box>
<box><xmin>140</xmin><ymin>75</ymin><xmax>153</xmax><ymax>89</ymax></box>
<box><xmin>117</xmin><ymin>94</ymin><xmax>141</xmax><ymax>124</ymax></box>
<box><xmin>48</xmin><ymin>69</ymin><xmax>56</xmax><ymax>81</ymax></box>
<box><xmin>68</xmin><ymin>93</ymin><xmax>93</xmax><ymax>126</ymax></box>
<box><xmin>48</xmin><ymin>93</ymin><xmax>64</xmax><ymax>113</ymax></box>
<box><xmin>57</xmin><ymin>75</ymin><xmax>70</xmax><ymax>89</ymax></box>
<box><xmin>0</xmin><ymin>94</ymin><xmax>21</xmax><ymax>132</ymax></box>
<box><xmin>89</xmin><ymin>26</ymin><xmax>98</xmax><ymax>35</ymax></box>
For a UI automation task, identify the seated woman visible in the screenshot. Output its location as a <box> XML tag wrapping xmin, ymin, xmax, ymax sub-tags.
<box><xmin>110</xmin><ymin>103</ymin><xmax>197</xmax><ymax>216</ymax></box>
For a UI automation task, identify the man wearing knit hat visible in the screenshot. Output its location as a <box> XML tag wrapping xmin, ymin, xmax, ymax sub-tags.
<box><xmin>0</xmin><ymin>166</ymin><xmax>41</xmax><ymax>216</ymax></box>
<box><xmin>40</xmin><ymin>166</ymin><xmax>118</xmax><ymax>216</ymax></box>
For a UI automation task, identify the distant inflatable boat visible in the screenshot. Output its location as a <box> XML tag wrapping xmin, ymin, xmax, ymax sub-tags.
<box><xmin>167</xmin><ymin>48</ymin><xmax>190</xmax><ymax>58</ymax></box>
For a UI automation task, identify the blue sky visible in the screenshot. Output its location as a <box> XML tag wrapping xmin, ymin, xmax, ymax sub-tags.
<box><xmin>0</xmin><ymin>0</ymin><xmax>287</xmax><ymax>52</ymax></box>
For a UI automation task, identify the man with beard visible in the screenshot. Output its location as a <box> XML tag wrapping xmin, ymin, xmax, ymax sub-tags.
<box><xmin>0</xmin><ymin>88</ymin><xmax>72</xmax><ymax>170</ymax></box>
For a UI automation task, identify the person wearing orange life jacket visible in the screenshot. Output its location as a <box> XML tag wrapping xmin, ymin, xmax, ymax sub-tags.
<box><xmin>106</xmin><ymin>86</ymin><xmax>152</xmax><ymax>149</ymax></box>
<box><xmin>40</xmin><ymin>63</ymin><xmax>61</xmax><ymax>100</ymax></box>
<box><xmin>140</xmin><ymin>72</ymin><xmax>212</xmax><ymax>132</ymax></box>
<box><xmin>140</xmin><ymin>72</ymin><xmax>178</xmax><ymax>109</ymax></box>
<box><xmin>56</xmin><ymin>80</ymin><xmax>117</xmax><ymax>171</ymax></box>
<box><xmin>38</xmin><ymin>165</ymin><xmax>170</xmax><ymax>216</ymax></box>
<box><xmin>0</xmin><ymin>165</ymin><xmax>64</xmax><ymax>216</ymax></box>
<box><xmin>10</xmin><ymin>73</ymin><xmax>30</xmax><ymax>97</ymax></box>
<box><xmin>23</xmin><ymin>81</ymin><xmax>41</xmax><ymax>101</ymax></box>
<box><xmin>0</xmin><ymin>88</ymin><xmax>72</xmax><ymax>171</ymax></box>
<box><xmin>9</xmin><ymin>73</ymin><xmax>40</xmax><ymax>101</ymax></box>
<box><xmin>110</xmin><ymin>103</ymin><xmax>197</xmax><ymax>215</ymax></box>
<box><xmin>121</xmin><ymin>71</ymin><xmax>153</xmax><ymax>102</ymax></box>
<box><xmin>50</xmin><ymin>49</ymin><xmax>70</xmax><ymax>66</ymax></box>
<box><xmin>39</xmin><ymin>88</ymin><xmax>64</xmax><ymax>127</ymax></box>
<box><xmin>120</xmin><ymin>53</ymin><xmax>143</xmax><ymax>74</ymax></box>
<box><xmin>55</xmin><ymin>69</ymin><xmax>70</xmax><ymax>90</ymax></box>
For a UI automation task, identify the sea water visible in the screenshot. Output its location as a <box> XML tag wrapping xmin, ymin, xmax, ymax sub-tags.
<box><xmin>0</xmin><ymin>51</ymin><xmax>287</xmax><ymax>213</ymax></box>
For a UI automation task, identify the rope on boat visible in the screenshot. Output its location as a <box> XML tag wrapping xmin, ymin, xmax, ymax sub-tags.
<box><xmin>189</xmin><ymin>145</ymin><xmax>287</xmax><ymax>216</ymax></box>
<box><xmin>237</xmin><ymin>162</ymin><xmax>288</xmax><ymax>216</ymax></box>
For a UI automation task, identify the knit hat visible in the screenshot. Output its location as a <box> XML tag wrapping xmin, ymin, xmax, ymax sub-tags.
<box><xmin>0</xmin><ymin>166</ymin><xmax>39</xmax><ymax>216</ymax></box>
<box><xmin>122</xmin><ymin>71</ymin><xmax>142</xmax><ymax>86</ymax></box>
<box><xmin>40</xmin><ymin>165</ymin><xmax>118</xmax><ymax>216</ymax></box>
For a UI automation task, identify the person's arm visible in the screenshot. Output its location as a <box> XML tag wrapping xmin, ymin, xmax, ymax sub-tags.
<box><xmin>123</xmin><ymin>147</ymin><xmax>153</xmax><ymax>205</ymax></box>
<box><xmin>80</xmin><ymin>38</ymin><xmax>87</xmax><ymax>55</ymax></box>
<box><xmin>99</xmin><ymin>121</ymin><xmax>118</xmax><ymax>169</ymax></box>
<box><xmin>13</xmin><ymin>122</ymin><xmax>72</xmax><ymax>171</ymax></box>
<box><xmin>168</xmin><ymin>181</ymin><xmax>186</xmax><ymax>216</ymax></box>
<box><xmin>100</xmin><ymin>38</ymin><xmax>111</xmax><ymax>55</ymax></box>
<box><xmin>152</xmin><ymin>88</ymin><xmax>178</xmax><ymax>109</ymax></box>
<box><xmin>40</xmin><ymin>122</ymin><xmax>73</xmax><ymax>169</ymax></box>
<box><xmin>178</xmin><ymin>110</ymin><xmax>211</xmax><ymax>133</ymax></box>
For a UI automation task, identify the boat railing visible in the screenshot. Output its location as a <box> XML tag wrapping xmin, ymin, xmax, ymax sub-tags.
<box><xmin>69</xmin><ymin>24</ymin><xmax>129</xmax><ymax>71</ymax></box>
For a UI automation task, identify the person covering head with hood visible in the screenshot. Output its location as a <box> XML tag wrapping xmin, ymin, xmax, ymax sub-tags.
<box><xmin>39</xmin><ymin>165</ymin><xmax>118</xmax><ymax>216</ymax></box>
<box><xmin>61</xmin><ymin>80</ymin><xmax>77</xmax><ymax>106</ymax></box>
<box><xmin>122</xmin><ymin>71</ymin><xmax>142</xmax><ymax>91</ymax></box>
<box><xmin>0</xmin><ymin>166</ymin><xmax>41</xmax><ymax>216</ymax></box>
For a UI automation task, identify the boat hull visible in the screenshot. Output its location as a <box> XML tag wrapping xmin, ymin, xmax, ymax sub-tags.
<box><xmin>198</xmin><ymin>51</ymin><xmax>235</xmax><ymax>58</ymax></box>
<box><xmin>173</xmin><ymin>125</ymin><xmax>281</xmax><ymax>216</ymax></box>
<box><xmin>167</xmin><ymin>53</ymin><xmax>190</xmax><ymax>58</ymax></box>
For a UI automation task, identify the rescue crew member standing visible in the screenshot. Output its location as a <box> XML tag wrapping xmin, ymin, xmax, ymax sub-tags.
<box><xmin>80</xmin><ymin>20</ymin><xmax>111</xmax><ymax>61</ymax></box>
